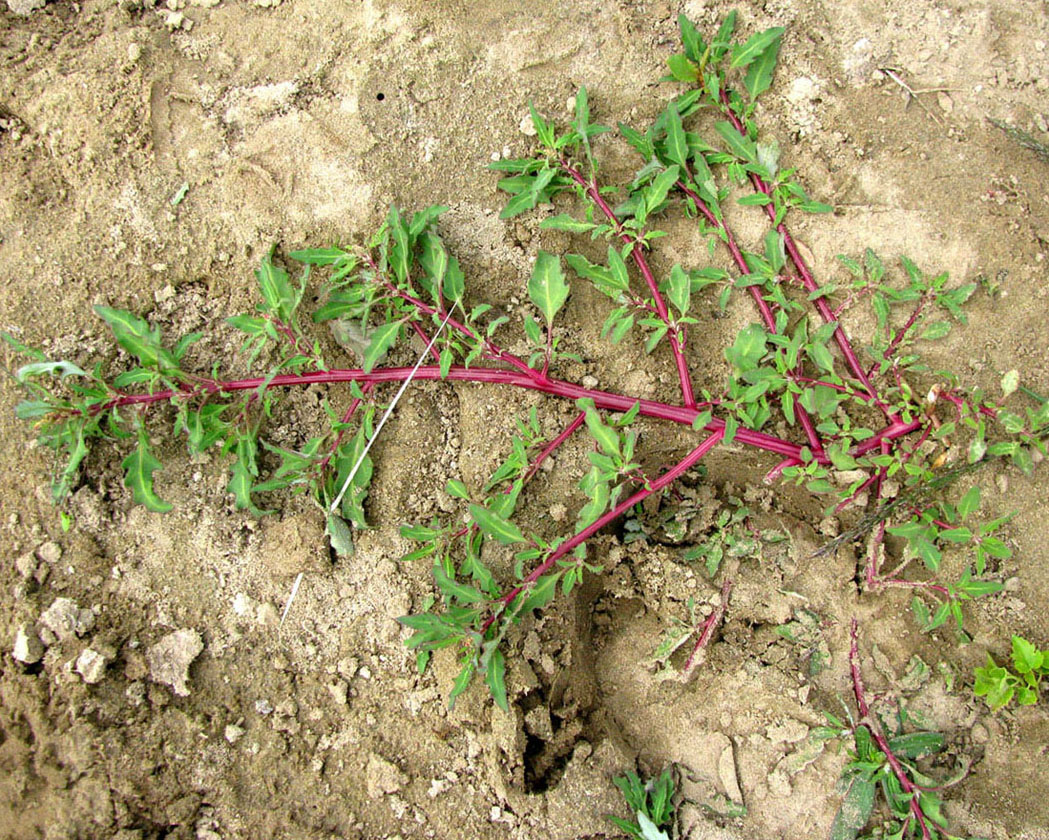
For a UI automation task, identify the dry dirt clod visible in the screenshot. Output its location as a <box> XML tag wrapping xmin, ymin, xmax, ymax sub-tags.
<box><xmin>75</xmin><ymin>648</ymin><xmax>108</xmax><ymax>684</ymax></box>
<box><xmin>12</xmin><ymin>624</ymin><xmax>45</xmax><ymax>664</ymax></box>
<box><xmin>366</xmin><ymin>753</ymin><xmax>409</xmax><ymax>799</ymax></box>
<box><xmin>39</xmin><ymin>597</ymin><xmax>82</xmax><ymax>643</ymax></box>
<box><xmin>146</xmin><ymin>629</ymin><xmax>204</xmax><ymax>696</ymax></box>
<box><xmin>5</xmin><ymin>0</ymin><xmax>46</xmax><ymax>15</ymax></box>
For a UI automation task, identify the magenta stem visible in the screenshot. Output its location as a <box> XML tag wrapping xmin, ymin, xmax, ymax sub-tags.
<box><xmin>522</xmin><ymin>411</ymin><xmax>586</xmax><ymax>485</ymax></box>
<box><xmin>677</xmin><ymin>180</ymin><xmax>823</xmax><ymax>456</ymax></box>
<box><xmin>850</xmin><ymin>619</ymin><xmax>935</xmax><ymax>840</ymax></box>
<box><xmin>717</xmin><ymin>90</ymin><xmax>891</xmax><ymax>419</ymax></box>
<box><xmin>559</xmin><ymin>160</ymin><xmax>697</xmax><ymax>408</ymax></box>
<box><xmin>482</xmin><ymin>429</ymin><xmax>725</xmax><ymax>632</ymax></box>
<box><xmin>682</xmin><ymin>579</ymin><xmax>733</xmax><ymax>679</ymax></box>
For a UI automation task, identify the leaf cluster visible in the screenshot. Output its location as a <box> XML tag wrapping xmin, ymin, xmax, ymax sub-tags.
<box><xmin>973</xmin><ymin>635</ymin><xmax>1048</xmax><ymax>711</ymax></box>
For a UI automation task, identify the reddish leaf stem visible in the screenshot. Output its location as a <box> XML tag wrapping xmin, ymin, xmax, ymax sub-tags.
<box><xmin>849</xmin><ymin>619</ymin><xmax>934</xmax><ymax>840</ymax></box>
<box><xmin>677</xmin><ymin>180</ymin><xmax>823</xmax><ymax>456</ymax></box>
<box><xmin>481</xmin><ymin>429</ymin><xmax>724</xmax><ymax>633</ymax></box>
<box><xmin>681</xmin><ymin>578</ymin><xmax>733</xmax><ymax>680</ymax></box>
<box><xmin>558</xmin><ymin>160</ymin><xmax>697</xmax><ymax>408</ymax></box>
<box><xmin>718</xmin><ymin>90</ymin><xmax>890</xmax><ymax>419</ymax></box>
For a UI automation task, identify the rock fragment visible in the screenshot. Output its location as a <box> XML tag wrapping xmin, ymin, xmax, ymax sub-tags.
<box><xmin>146</xmin><ymin>629</ymin><xmax>203</xmax><ymax>696</ymax></box>
<box><xmin>76</xmin><ymin>648</ymin><xmax>108</xmax><ymax>684</ymax></box>
<box><xmin>39</xmin><ymin>597</ymin><xmax>82</xmax><ymax>642</ymax></box>
<box><xmin>6</xmin><ymin>0</ymin><xmax>46</xmax><ymax>16</ymax></box>
<box><xmin>12</xmin><ymin>624</ymin><xmax>44</xmax><ymax>664</ymax></box>
<box><xmin>366</xmin><ymin>753</ymin><xmax>408</xmax><ymax>798</ymax></box>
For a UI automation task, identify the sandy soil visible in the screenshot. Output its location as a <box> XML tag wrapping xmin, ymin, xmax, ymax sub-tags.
<box><xmin>2</xmin><ymin>1</ymin><xmax>1049</xmax><ymax>838</ymax></box>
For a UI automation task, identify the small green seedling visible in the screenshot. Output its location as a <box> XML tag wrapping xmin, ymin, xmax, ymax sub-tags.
<box><xmin>610</xmin><ymin>768</ymin><xmax>676</xmax><ymax>840</ymax></box>
<box><xmin>973</xmin><ymin>635</ymin><xmax>1048</xmax><ymax>711</ymax></box>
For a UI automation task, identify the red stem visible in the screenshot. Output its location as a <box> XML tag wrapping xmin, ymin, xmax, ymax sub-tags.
<box><xmin>849</xmin><ymin>619</ymin><xmax>934</xmax><ymax>840</ymax></box>
<box><xmin>718</xmin><ymin>90</ymin><xmax>890</xmax><ymax>418</ymax></box>
<box><xmin>681</xmin><ymin>579</ymin><xmax>733</xmax><ymax>680</ymax></box>
<box><xmin>677</xmin><ymin>180</ymin><xmax>823</xmax><ymax>455</ymax></box>
<box><xmin>869</xmin><ymin>295</ymin><xmax>928</xmax><ymax>379</ymax></box>
<box><xmin>87</xmin><ymin>364</ymin><xmax>926</xmax><ymax>465</ymax></box>
<box><xmin>482</xmin><ymin>429</ymin><xmax>724</xmax><ymax>632</ymax></box>
<box><xmin>88</xmin><ymin>365</ymin><xmax>814</xmax><ymax>461</ymax></box>
<box><xmin>559</xmin><ymin>161</ymin><xmax>697</xmax><ymax>408</ymax></box>
<box><xmin>522</xmin><ymin>411</ymin><xmax>586</xmax><ymax>485</ymax></box>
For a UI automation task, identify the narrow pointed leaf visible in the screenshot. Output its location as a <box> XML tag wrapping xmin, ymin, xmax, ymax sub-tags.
<box><xmin>664</xmin><ymin>103</ymin><xmax>689</xmax><ymax>169</ymax></box>
<box><xmin>469</xmin><ymin>503</ymin><xmax>526</xmax><ymax>545</ymax></box>
<box><xmin>714</xmin><ymin>121</ymin><xmax>757</xmax><ymax>162</ymax></box>
<box><xmin>731</xmin><ymin>27</ymin><xmax>785</xmax><ymax>69</ymax></box>
<box><xmin>362</xmin><ymin>321</ymin><xmax>401</xmax><ymax>373</ymax></box>
<box><xmin>528</xmin><ymin>251</ymin><xmax>569</xmax><ymax>325</ymax></box>
<box><xmin>122</xmin><ymin>431</ymin><xmax>173</xmax><ymax>513</ymax></box>
<box><xmin>485</xmin><ymin>647</ymin><xmax>509</xmax><ymax>711</ymax></box>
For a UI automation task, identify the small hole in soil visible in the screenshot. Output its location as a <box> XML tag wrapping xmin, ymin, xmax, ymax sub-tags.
<box><xmin>376</xmin><ymin>92</ymin><xmax>385</xmax><ymax>101</ymax></box>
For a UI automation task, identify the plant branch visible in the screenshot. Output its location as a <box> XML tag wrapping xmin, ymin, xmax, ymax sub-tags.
<box><xmin>559</xmin><ymin>160</ymin><xmax>697</xmax><ymax>408</ymax></box>
<box><xmin>483</xmin><ymin>429</ymin><xmax>725</xmax><ymax>631</ymax></box>
<box><xmin>850</xmin><ymin>619</ymin><xmax>934</xmax><ymax>839</ymax></box>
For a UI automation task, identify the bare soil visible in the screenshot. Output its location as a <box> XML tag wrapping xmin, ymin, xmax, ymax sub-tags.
<box><xmin>2</xmin><ymin>1</ymin><xmax>1049</xmax><ymax>839</ymax></box>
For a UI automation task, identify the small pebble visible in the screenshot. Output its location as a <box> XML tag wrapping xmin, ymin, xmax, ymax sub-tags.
<box><xmin>225</xmin><ymin>723</ymin><xmax>245</xmax><ymax>744</ymax></box>
<box><xmin>519</xmin><ymin>114</ymin><xmax>537</xmax><ymax>136</ymax></box>
<box><xmin>12</xmin><ymin>624</ymin><xmax>44</xmax><ymax>664</ymax></box>
<box><xmin>76</xmin><ymin>648</ymin><xmax>108</xmax><ymax>684</ymax></box>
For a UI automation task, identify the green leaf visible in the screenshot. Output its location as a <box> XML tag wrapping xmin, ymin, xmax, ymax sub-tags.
<box><xmin>678</xmin><ymin>14</ymin><xmax>706</xmax><ymax>62</ymax></box>
<box><xmin>731</xmin><ymin>27</ymin><xmax>785</xmax><ymax>69</ymax></box>
<box><xmin>433</xmin><ymin>561</ymin><xmax>484</xmax><ymax>604</ymax></box>
<box><xmin>957</xmin><ymin>486</ymin><xmax>981</xmax><ymax>519</ymax></box>
<box><xmin>469</xmin><ymin>503</ymin><xmax>526</xmax><ymax>545</ymax></box>
<box><xmin>326</xmin><ymin>514</ymin><xmax>354</xmax><ymax>558</ymax></box>
<box><xmin>255</xmin><ymin>253</ymin><xmax>298</xmax><ymax>322</ymax></box>
<box><xmin>228</xmin><ymin>436</ymin><xmax>268</xmax><ymax>517</ymax></box>
<box><xmin>607</xmin><ymin>246</ymin><xmax>630</xmax><ymax>291</ymax></box>
<box><xmin>714</xmin><ymin>121</ymin><xmax>757</xmax><ymax>163</ymax></box>
<box><xmin>15</xmin><ymin>360</ymin><xmax>89</xmax><ymax>382</ymax></box>
<box><xmin>518</xmin><ymin>572</ymin><xmax>561</xmax><ymax>614</ymax></box>
<box><xmin>387</xmin><ymin>206</ymin><xmax>411</xmax><ymax>283</ymax></box>
<box><xmin>579</xmin><ymin>399</ymin><xmax>621</xmax><ymax>458</ymax></box>
<box><xmin>664</xmin><ymin>102</ymin><xmax>689</xmax><ymax>169</ymax></box>
<box><xmin>1012</xmin><ymin>635</ymin><xmax>1043</xmax><ymax>674</ymax></box>
<box><xmin>645</xmin><ymin>165</ymin><xmax>680</xmax><ymax>215</ymax></box>
<box><xmin>666</xmin><ymin>53</ymin><xmax>699</xmax><ymax>82</ymax></box>
<box><xmin>668</xmin><ymin>264</ymin><xmax>691</xmax><ymax>316</ymax></box>
<box><xmin>95</xmin><ymin>306</ymin><xmax>175</xmax><ymax>371</ymax></box>
<box><xmin>362</xmin><ymin>321</ymin><xmax>401</xmax><ymax>373</ymax></box>
<box><xmin>529</xmin><ymin>101</ymin><xmax>554</xmax><ymax>148</ymax></box>
<box><xmin>710</xmin><ymin>11</ymin><xmax>737</xmax><ymax>61</ymax></box>
<box><xmin>1001</xmin><ymin>369</ymin><xmax>1020</xmax><ymax>398</ymax></box>
<box><xmin>448</xmin><ymin>660</ymin><xmax>476</xmax><ymax>710</ymax></box>
<box><xmin>485</xmin><ymin>647</ymin><xmax>509</xmax><ymax>711</ymax></box>
<box><xmin>921</xmin><ymin>320</ymin><xmax>951</xmax><ymax>340</ymax></box>
<box><xmin>540</xmin><ymin>214</ymin><xmax>598</xmax><ymax>234</ymax></box>
<box><xmin>743</xmin><ymin>30</ymin><xmax>784</xmax><ymax>99</ymax></box>
<box><xmin>445</xmin><ymin>479</ymin><xmax>470</xmax><ymax>500</ymax></box>
<box><xmin>737</xmin><ymin>193</ymin><xmax>773</xmax><ymax>206</ymax></box>
<box><xmin>122</xmin><ymin>430</ymin><xmax>173</xmax><ymax>513</ymax></box>
<box><xmin>888</xmin><ymin>731</ymin><xmax>943</xmax><ymax>759</ymax></box>
<box><xmin>725</xmin><ymin>323</ymin><xmax>768</xmax><ymax>375</ymax></box>
<box><xmin>830</xmin><ymin>778</ymin><xmax>876</xmax><ymax>840</ymax></box>
<box><xmin>528</xmin><ymin>251</ymin><xmax>570</xmax><ymax>328</ymax></box>
<box><xmin>290</xmin><ymin>247</ymin><xmax>353</xmax><ymax>266</ymax></box>
<box><xmin>938</xmin><ymin>527</ymin><xmax>972</xmax><ymax>543</ymax></box>
<box><xmin>418</xmin><ymin>232</ymin><xmax>448</xmax><ymax>292</ymax></box>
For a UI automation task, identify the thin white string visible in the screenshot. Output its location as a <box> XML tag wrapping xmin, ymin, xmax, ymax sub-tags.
<box><xmin>328</xmin><ymin>302</ymin><xmax>459</xmax><ymax>516</ymax></box>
